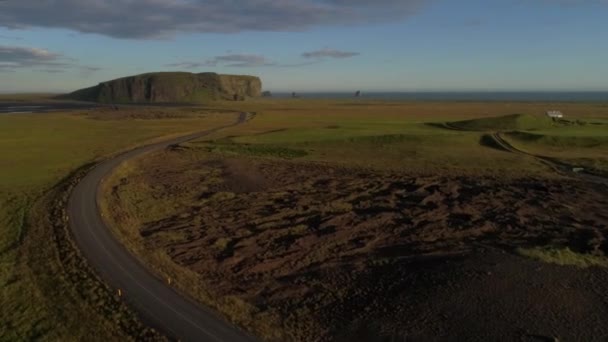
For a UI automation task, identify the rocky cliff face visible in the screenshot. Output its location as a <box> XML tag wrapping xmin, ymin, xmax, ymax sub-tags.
<box><xmin>64</xmin><ymin>72</ymin><xmax>262</xmax><ymax>103</ymax></box>
<box><xmin>217</xmin><ymin>74</ymin><xmax>262</xmax><ymax>99</ymax></box>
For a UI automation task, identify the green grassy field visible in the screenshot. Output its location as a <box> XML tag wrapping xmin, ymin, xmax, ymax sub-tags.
<box><xmin>517</xmin><ymin>247</ymin><xmax>608</xmax><ymax>268</ymax></box>
<box><xmin>1</xmin><ymin>99</ymin><xmax>607</xmax><ymax>340</ymax></box>
<box><xmin>192</xmin><ymin>101</ymin><xmax>608</xmax><ymax>176</ymax></box>
<box><xmin>97</xmin><ymin>100</ymin><xmax>608</xmax><ymax>341</ymax></box>
<box><xmin>0</xmin><ymin>109</ymin><xmax>234</xmax><ymax>341</ymax></box>
<box><xmin>450</xmin><ymin>113</ymin><xmax>556</xmax><ymax>131</ymax></box>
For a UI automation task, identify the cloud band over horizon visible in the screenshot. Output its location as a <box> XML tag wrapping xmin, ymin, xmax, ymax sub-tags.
<box><xmin>0</xmin><ymin>0</ymin><xmax>426</xmax><ymax>39</ymax></box>
<box><xmin>166</xmin><ymin>48</ymin><xmax>360</xmax><ymax>69</ymax></box>
<box><xmin>0</xmin><ymin>44</ymin><xmax>100</xmax><ymax>73</ymax></box>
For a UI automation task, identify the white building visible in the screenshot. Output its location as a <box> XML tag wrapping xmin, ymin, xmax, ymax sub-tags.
<box><xmin>546</xmin><ymin>110</ymin><xmax>564</xmax><ymax>118</ymax></box>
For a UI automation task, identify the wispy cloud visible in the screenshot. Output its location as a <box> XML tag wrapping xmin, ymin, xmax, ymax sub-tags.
<box><xmin>167</xmin><ymin>48</ymin><xmax>362</xmax><ymax>70</ymax></box>
<box><xmin>0</xmin><ymin>0</ymin><xmax>427</xmax><ymax>39</ymax></box>
<box><xmin>0</xmin><ymin>45</ymin><xmax>101</xmax><ymax>73</ymax></box>
<box><xmin>167</xmin><ymin>54</ymin><xmax>276</xmax><ymax>68</ymax></box>
<box><xmin>205</xmin><ymin>54</ymin><xmax>276</xmax><ymax>67</ymax></box>
<box><xmin>165</xmin><ymin>62</ymin><xmax>206</xmax><ymax>69</ymax></box>
<box><xmin>0</xmin><ymin>34</ymin><xmax>22</xmax><ymax>41</ymax></box>
<box><xmin>38</xmin><ymin>69</ymin><xmax>66</xmax><ymax>73</ymax></box>
<box><xmin>80</xmin><ymin>66</ymin><xmax>102</xmax><ymax>72</ymax></box>
<box><xmin>302</xmin><ymin>48</ymin><xmax>360</xmax><ymax>59</ymax></box>
<box><xmin>0</xmin><ymin>45</ymin><xmax>67</xmax><ymax>70</ymax></box>
<box><xmin>539</xmin><ymin>0</ymin><xmax>608</xmax><ymax>6</ymax></box>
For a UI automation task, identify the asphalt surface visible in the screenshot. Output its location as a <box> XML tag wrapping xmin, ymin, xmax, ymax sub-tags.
<box><xmin>67</xmin><ymin>112</ymin><xmax>260</xmax><ymax>342</ymax></box>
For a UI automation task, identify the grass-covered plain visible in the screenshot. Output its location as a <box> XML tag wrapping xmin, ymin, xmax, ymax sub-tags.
<box><xmin>2</xmin><ymin>98</ymin><xmax>608</xmax><ymax>340</ymax></box>
<box><xmin>99</xmin><ymin>99</ymin><xmax>608</xmax><ymax>340</ymax></box>
<box><xmin>0</xmin><ymin>107</ymin><xmax>235</xmax><ymax>341</ymax></box>
<box><xmin>195</xmin><ymin>100</ymin><xmax>608</xmax><ymax>175</ymax></box>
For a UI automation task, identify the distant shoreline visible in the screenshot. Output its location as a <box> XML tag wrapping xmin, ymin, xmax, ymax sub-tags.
<box><xmin>272</xmin><ymin>91</ymin><xmax>608</xmax><ymax>102</ymax></box>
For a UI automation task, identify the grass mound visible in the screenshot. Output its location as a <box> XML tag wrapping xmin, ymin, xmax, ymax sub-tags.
<box><xmin>479</xmin><ymin>134</ymin><xmax>508</xmax><ymax>151</ymax></box>
<box><xmin>451</xmin><ymin>114</ymin><xmax>555</xmax><ymax>131</ymax></box>
<box><xmin>517</xmin><ymin>247</ymin><xmax>608</xmax><ymax>268</ymax></box>
<box><xmin>206</xmin><ymin>142</ymin><xmax>308</xmax><ymax>159</ymax></box>
<box><xmin>505</xmin><ymin>131</ymin><xmax>608</xmax><ymax>148</ymax></box>
<box><xmin>345</xmin><ymin>134</ymin><xmax>425</xmax><ymax>145</ymax></box>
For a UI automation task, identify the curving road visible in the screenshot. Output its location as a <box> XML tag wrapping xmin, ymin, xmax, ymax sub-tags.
<box><xmin>68</xmin><ymin>112</ymin><xmax>260</xmax><ymax>342</ymax></box>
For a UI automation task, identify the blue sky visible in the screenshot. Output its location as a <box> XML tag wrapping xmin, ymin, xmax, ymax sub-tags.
<box><xmin>0</xmin><ymin>0</ymin><xmax>607</xmax><ymax>93</ymax></box>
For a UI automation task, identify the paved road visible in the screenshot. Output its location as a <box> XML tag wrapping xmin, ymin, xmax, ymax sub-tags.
<box><xmin>68</xmin><ymin>112</ymin><xmax>260</xmax><ymax>342</ymax></box>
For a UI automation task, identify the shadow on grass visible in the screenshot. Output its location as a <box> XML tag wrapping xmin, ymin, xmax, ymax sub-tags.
<box><xmin>479</xmin><ymin>134</ymin><xmax>509</xmax><ymax>152</ymax></box>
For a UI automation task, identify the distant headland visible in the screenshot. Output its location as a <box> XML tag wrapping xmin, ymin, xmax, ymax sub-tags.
<box><xmin>59</xmin><ymin>72</ymin><xmax>262</xmax><ymax>103</ymax></box>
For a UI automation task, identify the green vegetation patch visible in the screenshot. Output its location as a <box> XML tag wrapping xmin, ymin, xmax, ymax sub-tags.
<box><xmin>517</xmin><ymin>247</ymin><xmax>608</xmax><ymax>268</ymax></box>
<box><xmin>213</xmin><ymin>237</ymin><xmax>233</xmax><ymax>251</ymax></box>
<box><xmin>206</xmin><ymin>142</ymin><xmax>308</xmax><ymax>159</ymax></box>
<box><xmin>188</xmin><ymin>88</ymin><xmax>214</xmax><ymax>103</ymax></box>
<box><xmin>451</xmin><ymin>113</ymin><xmax>556</xmax><ymax>131</ymax></box>
<box><xmin>0</xmin><ymin>110</ymin><xmax>237</xmax><ymax>339</ymax></box>
<box><xmin>505</xmin><ymin>131</ymin><xmax>608</xmax><ymax>148</ymax></box>
<box><xmin>233</xmin><ymin>123</ymin><xmax>442</xmax><ymax>145</ymax></box>
<box><xmin>344</xmin><ymin>133</ymin><xmax>426</xmax><ymax>145</ymax></box>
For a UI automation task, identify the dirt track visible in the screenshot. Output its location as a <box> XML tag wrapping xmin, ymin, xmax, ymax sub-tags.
<box><xmin>491</xmin><ymin>132</ymin><xmax>608</xmax><ymax>187</ymax></box>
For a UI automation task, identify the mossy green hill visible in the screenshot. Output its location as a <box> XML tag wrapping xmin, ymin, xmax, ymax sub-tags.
<box><xmin>61</xmin><ymin>72</ymin><xmax>262</xmax><ymax>104</ymax></box>
<box><xmin>505</xmin><ymin>131</ymin><xmax>608</xmax><ymax>148</ymax></box>
<box><xmin>451</xmin><ymin>113</ymin><xmax>555</xmax><ymax>131</ymax></box>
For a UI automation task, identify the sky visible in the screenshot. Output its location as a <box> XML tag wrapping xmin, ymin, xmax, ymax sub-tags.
<box><xmin>0</xmin><ymin>0</ymin><xmax>607</xmax><ymax>93</ymax></box>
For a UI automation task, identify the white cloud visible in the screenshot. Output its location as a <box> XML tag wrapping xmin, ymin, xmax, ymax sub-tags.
<box><xmin>302</xmin><ymin>48</ymin><xmax>360</xmax><ymax>59</ymax></box>
<box><xmin>0</xmin><ymin>45</ymin><xmax>65</xmax><ymax>69</ymax></box>
<box><xmin>0</xmin><ymin>0</ymin><xmax>427</xmax><ymax>39</ymax></box>
<box><xmin>167</xmin><ymin>54</ymin><xmax>276</xmax><ymax>68</ymax></box>
<box><xmin>0</xmin><ymin>45</ymin><xmax>100</xmax><ymax>73</ymax></box>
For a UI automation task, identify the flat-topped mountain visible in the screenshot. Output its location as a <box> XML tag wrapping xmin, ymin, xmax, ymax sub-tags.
<box><xmin>62</xmin><ymin>72</ymin><xmax>262</xmax><ymax>103</ymax></box>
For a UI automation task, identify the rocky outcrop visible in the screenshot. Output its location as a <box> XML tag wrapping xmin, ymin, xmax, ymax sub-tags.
<box><xmin>63</xmin><ymin>72</ymin><xmax>262</xmax><ymax>103</ymax></box>
<box><xmin>217</xmin><ymin>74</ymin><xmax>262</xmax><ymax>99</ymax></box>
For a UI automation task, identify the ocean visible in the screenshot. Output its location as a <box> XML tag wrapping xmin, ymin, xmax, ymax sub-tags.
<box><xmin>1</xmin><ymin>92</ymin><xmax>607</xmax><ymax>115</ymax></box>
<box><xmin>273</xmin><ymin>92</ymin><xmax>608</xmax><ymax>102</ymax></box>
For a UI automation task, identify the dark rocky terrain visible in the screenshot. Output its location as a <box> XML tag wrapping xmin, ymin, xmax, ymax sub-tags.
<box><xmin>105</xmin><ymin>150</ymin><xmax>608</xmax><ymax>341</ymax></box>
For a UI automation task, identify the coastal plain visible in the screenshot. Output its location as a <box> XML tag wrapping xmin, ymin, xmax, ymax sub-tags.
<box><xmin>99</xmin><ymin>99</ymin><xmax>608</xmax><ymax>341</ymax></box>
<box><xmin>1</xmin><ymin>98</ymin><xmax>607</xmax><ymax>340</ymax></box>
